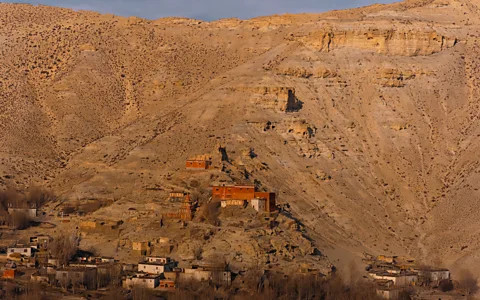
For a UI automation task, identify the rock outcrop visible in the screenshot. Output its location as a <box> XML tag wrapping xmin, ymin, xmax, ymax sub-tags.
<box><xmin>292</xmin><ymin>25</ymin><xmax>457</xmax><ymax>56</ymax></box>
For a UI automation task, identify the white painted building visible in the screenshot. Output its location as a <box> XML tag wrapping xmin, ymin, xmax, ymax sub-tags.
<box><xmin>251</xmin><ymin>198</ymin><xmax>266</xmax><ymax>212</ymax></box>
<box><xmin>7</xmin><ymin>246</ymin><xmax>33</xmax><ymax>258</ymax></box>
<box><xmin>145</xmin><ymin>256</ymin><xmax>171</xmax><ymax>264</ymax></box>
<box><xmin>138</xmin><ymin>262</ymin><xmax>174</xmax><ymax>275</ymax></box>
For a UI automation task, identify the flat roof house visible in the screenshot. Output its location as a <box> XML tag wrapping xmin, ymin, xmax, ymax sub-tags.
<box><xmin>159</xmin><ymin>279</ymin><xmax>176</xmax><ymax>290</ymax></box>
<box><xmin>212</xmin><ymin>185</ymin><xmax>255</xmax><ymax>202</ymax></box>
<box><xmin>186</xmin><ymin>155</ymin><xmax>212</xmax><ymax>170</ymax></box>
<box><xmin>369</xmin><ymin>271</ymin><xmax>417</xmax><ymax>286</ymax></box>
<box><xmin>29</xmin><ymin>236</ymin><xmax>50</xmax><ymax>250</ymax></box>
<box><xmin>376</xmin><ymin>287</ymin><xmax>401</xmax><ymax>299</ymax></box>
<box><xmin>123</xmin><ymin>275</ymin><xmax>161</xmax><ymax>289</ymax></box>
<box><xmin>138</xmin><ymin>262</ymin><xmax>175</xmax><ymax>275</ymax></box>
<box><xmin>7</xmin><ymin>246</ymin><xmax>33</xmax><ymax>258</ymax></box>
<box><xmin>145</xmin><ymin>256</ymin><xmax>172</xmax><ymax>264</ymax></box>
<box><xmin>182</xmin><ymin>265</ymin><xmax>232</xmax><ymax>286</ymax></box>
<box><xmin>212</xmin><ymin>185</ymin><xmax>276</xmax><ymax>212</ymax></box>
<box><xmin>55</xmin><ymin>267</ymin><xmax>97</xmax><ymax>290</ymax></box>
<box><xmin>415</xmin><ymin>268</ymin><xmax>450</xmax><ymax>285</ymax></box>
<box><xmin>132</xmin><ymin>241</ymin><xmax>151</xmax><ymax>256</ymax></box>
<box><xmin>7</xmin><ymin>203</ymin><xmax>37</xmax><ymax>219</ymax></box>
<box><xmin>251</xmin><ymin>198</ymin><xmax>266</xmax><ymax>212</ymax></box>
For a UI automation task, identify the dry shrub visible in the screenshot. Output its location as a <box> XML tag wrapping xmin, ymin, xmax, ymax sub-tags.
<box><xmin>85</xmin><ymin>245</ymin><xmax>99</xmax><ymax>257</ymax></box>
<box><xmin>397</xmin><ymin>290</ymin><xmax>412</xmax><ymax>300</ymax></box>
<box><xmin>49</xmin><ymin>233</ymin><xmax>79</xmax><ymax>266</ymax></box>
<box><xmin>172</xmin><ymin>270</ymin><xmax>382</xmax><ymax>300</ymax></box>
<box><xmin>205</xmin><ymin>253</ymin><xmax>228</xmax><ymax>270</ymax></box>
<box><xmin>258</xmin><ymin>272</ymin><xmax>381</xmax><ymax>300</ymax></box>
<box><xmin>10</xmin><ymin>212</ymin><xmax>31</xmax><ymax>230</ymax></box>
<box><xmin>98</xmin><ymin>264</ymin><xmax>122</xmax><ymax>289</ymax></box>
<box><xmin>457</xmin><ymin>269</ymin><xmax>478</xmax><ymax>295</ymax></box>
<box><xmin>198</xmin><ymin>202</ymin><xmax>220</xmax><ymax>226</ymax></box>
<box><xmin>189</xmin><ymin>179</ymin><xmax>200</xmax><ymax>188</ymax></box>
<box><xmin>170</xmin><ymin>280</ymin><xmax>215</xmax><ymax>300</ymax></box>
<box><xmin>242</xmin><ymin>265</ymin><xmax>264</xmax><ymax>294</ymax></box>
<box><xmin>0</xmin><ymin>188</ymin><xmax>20</xmax><ymax>210</ymax></box>
<box><xmin>0</xmin><ymin>187</ymin><xmax>54</xmax><ymax>210</ymax></box>
<box><xmin>0</xmin><ymin>280</ymin><xmax>48</xmax><ymax>300</ymax></box>
<box><xmin>439</xmin><ymin>279</ymin><xmax>454</xmax><ymax>292</ymax></box>
<box><xmin>61</xmin><ymin>205</ymin><xmax>76</xmax><ymax>214</ymax></box>
<box><xmin>26</xmin><ymin>186</ymin><xmax>54</xmax><ymax>207</ymax></box>
<box><xmin>193</xmin><ymin>246</ymin><xmax>203</xmax><ymax>260</ymax></box>
<box><xmin>18</xmin><ymin>281</ymin><xmax>47</xmax><ymax>300</ymax></box>
<box><xmin>102</xmin><ymin>288</ymin><xmax>124</xmax><ymax>300</ymax></box>
<box><xmin>131</xmin><ymin>286</ymin><xmax>153</xmax><ymax>300</ymax></box>
<box><xmin>191</xmin><ymin>185</ymin><xmax>210</xmax><ymax>204</ymax></box>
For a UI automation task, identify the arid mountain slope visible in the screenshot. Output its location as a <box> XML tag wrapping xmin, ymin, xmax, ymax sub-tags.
<box><xmin>2</xmin><ymin>0</ymin><xmax>480</xmax><ymax>274</ymax></box>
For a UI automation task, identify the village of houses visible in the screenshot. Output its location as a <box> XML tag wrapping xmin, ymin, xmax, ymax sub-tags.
<box><xmin>0</xmin><ymin>155</ymin><xmax>464</xmax><ymax>299</ymax></box>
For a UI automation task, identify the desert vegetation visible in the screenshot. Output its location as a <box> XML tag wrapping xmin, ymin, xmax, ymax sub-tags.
<box><xmin>0</xmin><ymin>187</ymin><xmax>54</xmax><ymax>229</ymax></box>
<box><xmin>49</xmin><ymin>233</ymin><xmax>79</xmax><ymax>266</ymax></box>
<box><xmin>60</xmin><ymin>199</ymin><xmax>111</xmax><ymax>216</ymax></box>
<box><xmin>0</xmin><ymin>187</ymin><xmax>54</xmax><ymax>209</ymax></box>
<box><xmin>457</xmin><ymin>269</ymin><xmax>479</xmax><ymax>296</ymax></box>
<box><xmin>197</xmin><ymin>201</ymin><xmax>221</xmax><ymax>226</ymax></box>
<box><xmin>171</xmin><ymin>272</ymin><xmax>383</xmax><ymax>300</ymax></box>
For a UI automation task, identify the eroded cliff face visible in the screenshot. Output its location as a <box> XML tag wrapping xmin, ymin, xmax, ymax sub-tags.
<box><xmin>292</xmin><ymin>25</ymin><xmax>457</xmax><ymax>56</ymax></box>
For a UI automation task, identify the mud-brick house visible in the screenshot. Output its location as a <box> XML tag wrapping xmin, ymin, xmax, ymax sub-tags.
<box><xmin>369</xmin><ymin>271</ymin><xmax>417</xmax><ymax>286</ymax></box>
<box><xmin>55</xmin><ymin>267</ymin><xmax>97</xmax><ymax>290</ymax></box>
<box><xmin>7</xmin><ymin>203</ymin><xmax>37</xmax><ymax>219</ymax></box>
<box><xmin>376</xmin><ymin>287</ymin><xmax>401</xmax><ymax>299</ymax></box>
<box><xmin>186</xmin><ymin>155</ymin><xmax>212</xmax><ymax>170</ymax></box>
<box><xmin>253</xmin><ymin>192</ymin><xmax>276</xmax><ymax>212</ymax></box>
<box><xmin>132</xmin><ymin>241</ymin><xmax>151</xmax><ymax>256</ymax></box>
<box><xmin>145</xmin><ymin>256</ymin><xmax>172</xmax><ymax>264</ymax></box>
<box><xmin>79</xmin><ymin>219</ymin><xmax>122</xmax><ymax>236</ymax></box>
<box><xmin>415</xmin><ymin>268</ymin><xmax>450</xmax><ymax>285</ymax></box>
<box><xmin>376</xmin><ymin>255</ymin><xmax>397</xmax><ymax>264</ymax></box>
<box><xmin>123</xmin><ymin>275</ymin><xmax>160</xmax><ymax>289</ymax></box>
<box><xmin>212</xmin><ymin>185</ymin><xmax>255</xmax><ymax>201</ymax></box>
<box><xmin>164</xmin><ymin>194</ymin><xmax>195</xmax><ymax>221</ymax></box>
<box><xmin>3</xmin><ymin>269</ymin><xmax>16</xmax><ymax>279</ymax></box>
<box><xmin>159</xmin><ymin>279</ymin><xmax>176</xmax><ymax>290</ymax></box>
<box><xmin>7</xmin><ymin>246</ymin><xmax>34</xmax><ymax>258</ymax></box>
<box><xmin>169</xmin><ymin>192</ymin><xmax>186</xmax><ymax>202</ymax></box>
<box><xmin>138</xmin><ymin>260</ymin><xmax>176</xmax><ymax>275</ymax></box>
<box><xmin>181</xmin><ymin>264</ymin><xmax>232</xmax><ymax>286</ymax></box>
<box><xmin>29</xmin><ymin>236</ymin><xmax>50</xmax><ymax>250</ymax></box>
<box><xmin>212</xmin><ymin>185</ymin><xmax>276</xmax><ymax>212</ymax></box>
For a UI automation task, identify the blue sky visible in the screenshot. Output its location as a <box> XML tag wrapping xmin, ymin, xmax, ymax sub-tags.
<box><xmin>5</xmin><ymin>0</ymin><xmax>396</xmax><ymax>20</ymax></box>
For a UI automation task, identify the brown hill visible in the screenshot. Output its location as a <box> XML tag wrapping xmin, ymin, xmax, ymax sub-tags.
<box><xmin>1</xmin><ymin>0</ymin><xmax>480</xmax><ymax>275</ymax></box>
